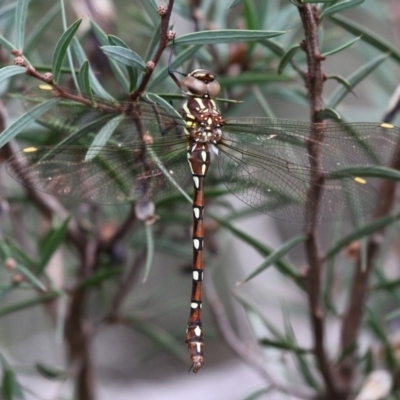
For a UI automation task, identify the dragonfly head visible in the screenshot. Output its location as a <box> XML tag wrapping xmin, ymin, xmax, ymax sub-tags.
<box><xmin>181</xmin><ymin>69</ymin><xmax>221</xmax><ymax>99</ymax></box>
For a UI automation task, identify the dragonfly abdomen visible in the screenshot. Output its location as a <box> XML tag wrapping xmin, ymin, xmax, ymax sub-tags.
<box><xmin>185</xmin><ymin>141</ymin><xmax>211</xmax><ymax>372</ymax></box>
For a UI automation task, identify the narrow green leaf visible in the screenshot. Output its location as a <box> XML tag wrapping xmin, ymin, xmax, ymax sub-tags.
<box><xmin>282</xmin><ymin>310</ymin><xmax>320</xmax><ymax>390</ymax></box>
<box><xmin>0</xmin><ymin>285</ymin><xmax>14</xmax><ymax>303</ymax></box>
<box><xmin>0</xmin><ymin>240</ymin><xmax>11</xmax><ymax>258</ymax></box>
<box><xmin>55</xmin><ymin>294</ymin><xmax>67</xmax><ymax>341</ymax></box>
<box><xmin>322</xmin><ymin>36</ymin><xmax>362</xmax><ymax>57</ymax></box>
<box><xmin>320</xmin><ymin>0</ymin><xmax>364</xmax><ymax>19</ymax></box>
<box><xmin>328</xmin><ymin>53</ymin><xmax>389</xmax><ymax>108</ymax></box>
<box><xmin>90</xmin><ymin>23</ymin><xmax>131</xmax><ymax>91</ymax></box>
<box><xmin>35</xmin><ymin>363</ymin><xmax>65</xmax><ymax>380</ymax></box>
<box><xmin>325</xmin><ymin>74</ymin><xmax>352</xmax><ymax>92</ymax></box>
<box><xmin>252</xmin><ymin>86</ymin><xmax>275</xmax><ymax>118</ymax></box>
<box><xmin>259</xmin><ymin>337</ymin><xmax>311</xmax><ymax>354</ymax></box>
<box><xmin>0</xmin><ymin>35</ymin><xmax>16</xmax><ymax>52</ymax></box>
<box><xmin>78</xmin><ymin>60</ymin><xmax>91</xmax><ymax>96</ymax></box>
<box><xmin>278</xmin><ymin>45</ymin><xmax>301</xmax><ymax>74</ymax></box>
<box><xmin>242</xmin><ymin>235</ymin><xmax>307</xmax><ymax>283</ymax></box>
<box><xmin>15</xmin><ymin>264</ymin><xmax>46</xmax><ymax>291</ymax></box>
<box><xmin>295</xmin><ymin>350</ymin><xmax>321</xmax><ymax>389</ymax></box>
<box><xmin>128</xmin><ymin>318</ymin><xmax>187</xmax><ymax>362</ymax></box>
<box><xmin>85</xmin><ymin>115</ymin><xmax>125</xmax><ymax>161</ymax></box>
<box><xmin>212</xmin><ymin>215</ymin><xmax>274</xmax><ymax>255</ymax></box>
<box><xmin>71</xmin><ymin>38</ymin><xmax>115</xmax><ymax>100</ymax></box>
<box><xmin>142</xmin><ymin>223</ymin><xmax>155</xmax><ymax>283</ymax></box>
<box><xmin>14</xmin><ymin>0</ymin><xmax>29</xmax><ymax>50</ymax></box>
<box><xmin>330</xmin><ymin>15</ymin><xmax>400</xmax><ymax>64</ymax></box>
<box><xmin>138</xmin><ymin>0</ymin><xmax>159</xmax><ymax>25</ymax></box>
<box><xmin>234</xmin><ymin>293</ymin><xmax>284</xmax><ymax>339</ymax></box>
<box><xmin>326</xmin><ymin>166</ymin><xmax>400</xmax><ymax>181</ymax></box>
<box><xmin>317</xmin><ymin>107</ymin><xmax>342</xmax><ymax>120</ymax></box>
<box><xmin>1</xmin><ymin>366</ymin><xmax>25</xmax><ymax>400</ymax></box>
<box><xmin>261</xmin><ymin>39</ymin><xmax>285</xmax><ymax>56</ymax></box>
<box><xmin>4</xmin><ymin>240</ymin><xmax>37</xmax><ymax>270</ymax></box>
<box><xmin>90</xmin><ymin>19</ymin><xmax>108</xmax><ymax>44</ymax></box>
<box><xmin>52</xmin><ymin>18</ymin><xmax>82</xmax><ymax>82</ymax></box>
<box><xmin>211</xmin><ymin>215</ymin><xmax>304</xmax><ymax>286</ymax></box>
<box><xmin>325</xmin><ymin>212</ymin><xmax>400</xmax><ymax>260</ymax></box>
<box><xmin>78</xmin><ymin>268</ymin><xmax>121</xmax><ymax>289</ymax></box>
<box><xmin>174</xmin><ymin>29</ymin><xmax>287</xmax><ymax>45</ymax></box>
<box><xmin>37</xmin><ymin>217</ymin><xmax>70</xmax><ymax>275</ymax></box>
<box><xmin>367</xmin><ymin>311</ymin><xmax>397</xmax><ymax>371</ymax></box>
<box><xmin>0</xmin><ymin>292</ymin><xmax>60</xmax><ymax>319</ymax></box>
<box><xmin>108</xmin><ymin>35</ymin><xmax>137</xmax><ymax>91</ymax></box>
<box><xmin>0</xmin><ymin>65</ymin><xmax>25</xmax><ymax>84</ymax></box>
<box><xmin>0</xmin><ymin>99</ymin><xmax>59</xmax><ymax>147</ymax></box>
<box><xmin>101</xmin><ymin>45</ymin><xmax>146</xmax><ymax>71</ymax></box>
<box><xmin>384</xmin><ymin>307</ymin><xmax>400</xmax><ymax>322</ymax></box>
<box><xmin>243</xmin><ymin>0</ymin><xmax>259</xmax><ymax>32</ymax></box>
<box><xmin>147</xmin><ymin>0</ymin><xmax>158</xmax><ymax>10</ymax></box>
<box><xmin>242</xmin><ymin>389</ymin><xmax>270</xmax><ymax>400</ymax></box>
<box><xmin>59</xmin><ymin>0</ymin><xmax>79</xmax><ymax>89</ymax></box>
<box><xmin>108</xmin><ymin>34</ymin><xmax>129</xmax><ymax>48</ymax></box>
<box><xmin>373</xmin><ymin>277</ymin><xmax>400</xmax><ymax>292</ymax></box>
<box><xmin>144</xmin><ymin>93</ymin><xmax>183</xmax><ymax>121</ymax></box>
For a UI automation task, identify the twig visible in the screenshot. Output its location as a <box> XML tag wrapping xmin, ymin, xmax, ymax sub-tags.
<box><xmin>129</xmin><ymin>0</ymin><xmax>176</xmax><ymax>101</ymax></box>
<box><xmin>297</xmin><ymin>4</ymin><xmax>338</xmax><ymax>397</ymax></box>
<box><xmin>64</xmin><ymin>287</ymin><xmax>95</xmax><ymax>400</ymax></box>
<box><xmin>104</xmin><ymin>250</ymin><xmax>147</xmax><ymax>321</ymax></box>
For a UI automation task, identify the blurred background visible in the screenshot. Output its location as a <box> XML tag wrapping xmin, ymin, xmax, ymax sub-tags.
<box><xmin>1</xmin><ymin>0</ymin><xmax>400</xmax><ymax>399</ymax></box>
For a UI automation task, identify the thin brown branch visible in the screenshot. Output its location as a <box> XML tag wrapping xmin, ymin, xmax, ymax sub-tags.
<box><xmin>101</xmin><ymin>205</ymin><xmax>137</xmax><ymax>247</ymax></box>
<box><xmin>203</xmin><ymin>273</ymin><xmax>315</xmax><ymax>399</ymax></box>
<box><xmin>65</xmin><ymin>287</ymin><xmax>95</xmax><ymax>400</ymax></box>
<box><xmin>104</xmin><ymin>250</ymin><xmax>147</xmax><ymax>321</ymax></box>
<box><xmin>129</xmin><ymin>0</ymin><xmax>175</xmax><ymax>101</ymax></box>
<box><xmin>297</xmin><ymin>4</ymin><xmax>338</xmax><ymax>397</ymax></box>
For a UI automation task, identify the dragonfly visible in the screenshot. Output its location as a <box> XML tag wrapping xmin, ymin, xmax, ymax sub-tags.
<box><xmin>5</xmin><ymin>68</ymin><xmax>400</xmax><ymax>373</ymax></box>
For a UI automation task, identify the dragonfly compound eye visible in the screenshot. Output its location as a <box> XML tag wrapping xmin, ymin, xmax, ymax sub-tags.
<box><xmin>206</xmin><ymin>80</ymin><xmax>221</xmax><ymax>98</ymax></box>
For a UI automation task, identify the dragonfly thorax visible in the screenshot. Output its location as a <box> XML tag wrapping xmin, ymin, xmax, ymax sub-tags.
<box><xmin>183</xmin><ymin>96</ymin><xmax>223</xmax><ymax>144</ymax></box>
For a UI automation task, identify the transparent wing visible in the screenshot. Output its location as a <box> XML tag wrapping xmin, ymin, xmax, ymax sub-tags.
<box><xmin>219</xmin><ymin>119</ymin><xmax>400</xmax><ymax>223</ymax></box>
<box><xmin>21</xmin><ymin>87</ymin><xmax>187</xmax><ymax>147</ymax></box>
<box><xmin>7</xmin><ymin>88</ymin><xmax>191</xmax><ymax>204</ymax></box>
<box><xmin>7</xmin><ymin>137</ymin><xmax>190</xmax><ymax>204</ymax></box>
